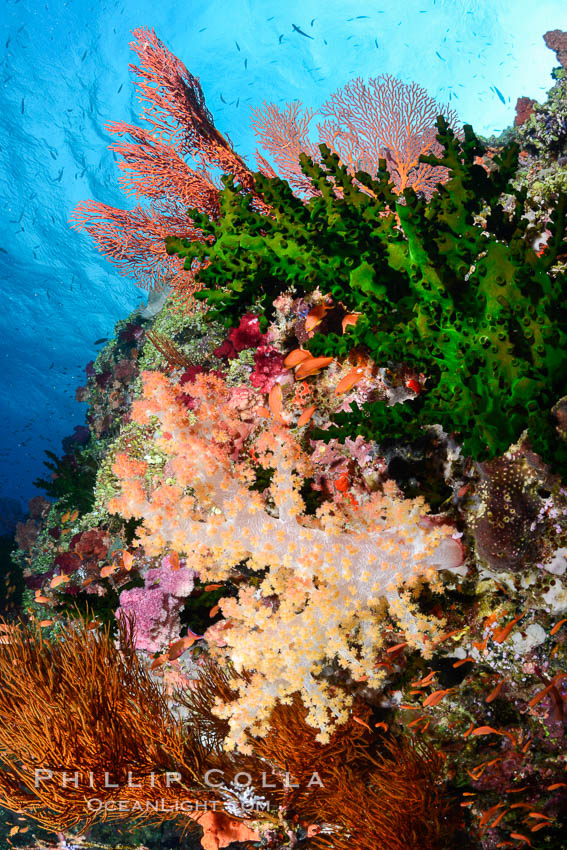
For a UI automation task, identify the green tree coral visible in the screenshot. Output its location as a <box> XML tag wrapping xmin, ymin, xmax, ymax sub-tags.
<box><xmin>166</xmin><ymin>119</ymin><xmax>567</xmax><ymax>471</ymax></box>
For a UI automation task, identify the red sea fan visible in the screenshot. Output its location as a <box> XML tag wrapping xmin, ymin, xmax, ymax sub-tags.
<box><xmin>72</xmin><ymin>30</ymin><xmax>459</xmax><ymax>308</ymax></box>
<box><xmin>251</xmin><ymin>102</ymin><xmax>323</xmax><ymax>196</ymax></box>
<box><xmin>70</xmin><ymin>197</ymin><xmax>207</xmax><ymax>307</ymax></box>
<box><xmin>106</xmin><ymin>123</ymin><xmax>221</xmax><ymax>215</ymax></box>
<box><xmin>252</xmin><ymin>74</ymin><xmax>460</xmax><ymax>199</ymax></box>
<box><xmin>70</xmin><ymin>28</ymin><xmax>260</xmax><ymax>308</ymax></box>
<box><xmin>126</xmin><ymin>27</ymin><xmax>252</xmax><ymax>184</ymax></box>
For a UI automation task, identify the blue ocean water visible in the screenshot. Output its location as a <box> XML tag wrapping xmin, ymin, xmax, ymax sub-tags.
<box><xmin>0</xmin><ymin>0</ymin><xmax>566</xmax><ymax>519</ymax></box>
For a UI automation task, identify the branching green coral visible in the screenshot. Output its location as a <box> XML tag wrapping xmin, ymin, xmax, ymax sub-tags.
<box><xmin>167</xmin><ymin>119</ymin><xmax>567</xmax><ymax>471</ymax></box>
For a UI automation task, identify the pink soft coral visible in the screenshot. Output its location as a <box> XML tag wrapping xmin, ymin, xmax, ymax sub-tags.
<box><xmin>116</xmin><ymin>557</ymin><xmax>195</xmax><ymax>652</ymax></box>
<box><xmin>250</xmin><ymin>345</ymin><xmax>286</xmax><ymax>392</ymax></box>
<box><xmin>214</xmin><ymin>314</ymin><xmax>266</xmax><ymax>359</ymax></box>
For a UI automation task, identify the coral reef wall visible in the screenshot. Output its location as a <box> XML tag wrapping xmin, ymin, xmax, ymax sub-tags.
<box><xmin>1</xmin><ymin>15</ymin><xmax>567</xmax><ymax>850</ymax></box>
<box><xmin>1</xmin><ymin>0</ymin><xmax>566</xmax><ymax>512</ymax></box>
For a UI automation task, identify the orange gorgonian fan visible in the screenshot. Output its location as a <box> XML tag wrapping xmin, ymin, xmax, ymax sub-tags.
<box><xmin>70</xmin><ymin>28</ymin><xmax>261</xmax><ymax>310</ymax></box>
<box><xmin>251</xmin><ymin>74</ymin><xmax>460</xmax><ymax>199</ymax></box>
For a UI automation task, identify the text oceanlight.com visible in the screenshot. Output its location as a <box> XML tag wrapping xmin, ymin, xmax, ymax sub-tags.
<box><xmin>86</xmin><ymin>799</ymin><xmax>271</xmax><ymax>813</ymax></box>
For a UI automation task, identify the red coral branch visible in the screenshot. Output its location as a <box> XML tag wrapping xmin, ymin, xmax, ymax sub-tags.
<box><xmin>106</xmin><ymin>122</ymin><xmax>220</xmax><ymax>216</ymax></box>
<box><xmin>128</xmin><ymin>27</ymin><xmax>254</xmax><ymax>189</ymax></box>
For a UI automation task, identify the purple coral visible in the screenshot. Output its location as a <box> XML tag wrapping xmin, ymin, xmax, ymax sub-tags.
<box><xmin>113</xmin><ymin>358</ymin><xmax>137</xmax><ymax>383</ymax></box>
<box><xmin>145</xmin><ymin>559</ymin><xmax>195</xmax><ymax>597</ymax></box>
<box><xmin>116</xmin><ymin>558</ymin><xmax>195</xmax><ymax>653</ymax></box>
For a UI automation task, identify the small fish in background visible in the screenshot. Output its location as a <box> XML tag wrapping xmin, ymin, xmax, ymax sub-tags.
<box><xmin>81</xmin><ymin>49</ymin><xmax>87</xmax><ymax>61</ymax></box>
<box><xmin>436</xmin><ymin>51</ymin><xmax>446</xmax><ymax>61</ymax></box>
<box><xmin>235</xmin><ymin>40</ymin><xmax>240</xmax><ymax>51</ymax></box>
<box><xmin>117</xmin><ymin>83</ymin><xmax>123</xmax><ymax>93</ymax></box>
<box><xmin>21</xmin><ymin>97</ymin><xmax>24</xmax><ymax>114</ymax></box>
<box><xmin>278</xmin><ymin>34</ymin><xmax>284</xmax><ymax>43</ymax></box>
<box><xmin>492</xmin><ymin>85</ymin><xmax>506</xmax><ymax>105</ymax></box>
<box><xmin>244</xmin><ymin>58</ymin><xmax>247</xmax><ymax>69</ymax></box>
<box><xmin>292</xmin><ymin>23</ymin><xmax>314</xmax><ymax>39</ymax></box>
<box><xmin>94</xmin><ymin>337</ymin><xmax>109</xmax><ymax>345</ymax></box>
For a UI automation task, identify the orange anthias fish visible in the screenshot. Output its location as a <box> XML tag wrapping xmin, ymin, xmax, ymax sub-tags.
<box><xmin>335</xmin><ymin>367</ymin><xmax>366</xmax><ymax>395</ymax></box>
<box><xmin>305</xmin><ymin>302</ymin><xmax>332</xmax><ymax>333</ymax></box>
<box><xmin>50</xmin><ymin>574</ymin><xmax>71</xmax><ymax>588</ymax></box>
<box><xmin>268</xmin><ymin>383</ymin><xmax>286</xmax><ymax>423</ymax></box>
<box><xmin>295</xmin><ymin>356</ymin><xmax>334</xmax><ymax>380</ymax></box>
<box><xmin>284</xmin><ymin>348</ymin><xmax>311</xmax><ymax>368</ymax></box>
<box><xmin>167</xmin><ymin>630</ymin><xmax>203</xmax><ymax>661</ymax></box>
<box><xmin>34</xmin><ymin>591</ymin><xmax>51</xmax><ymax>604</ymax></box>
<box><xmin>297</xmin><ymin>405</ymin><xmax>317</xmax><ymax>426</ymax></box>
<box><xmin>422</xmin><ymin>688</ymin><xmax>453</xmax><ymax>707</ymax></box>
<box><xmin>352</xmin><ymin>715</ymin><xmax>372</xmax><ymax>732</ymax></box>
<box><xmin>342</xmin><ymin>313</ymin><xmax>361</xmax><ymax>333</ymax></box>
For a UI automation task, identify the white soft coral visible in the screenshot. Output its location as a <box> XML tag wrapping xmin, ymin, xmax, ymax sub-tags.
<box><xmin>108</xmin><ymin>370</ymin><xmax>463</xmax><ymax>749</ymax></box>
